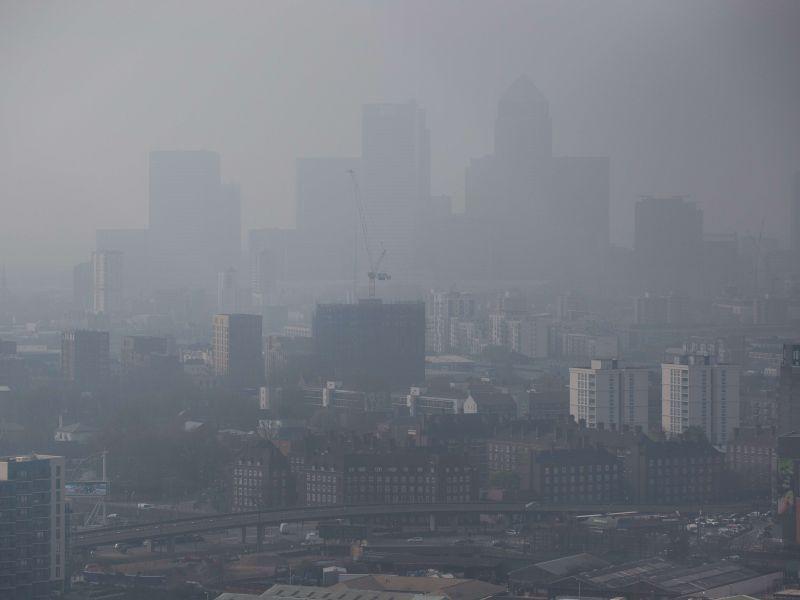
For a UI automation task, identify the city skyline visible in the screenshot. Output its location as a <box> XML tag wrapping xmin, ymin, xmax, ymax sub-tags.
<box><xmin>2</xmin><ymin>1</ymin><xmax>800</xmax><ymax>286</ymax></box>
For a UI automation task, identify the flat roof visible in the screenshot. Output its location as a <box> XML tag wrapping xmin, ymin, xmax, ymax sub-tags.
<box><xmin>426</xmin><ymin>355</ymin><xmax>476</xmax><ymax>364</ymax></box>
<box><xmin>262</xmin><ymin>584</ymin><xmax>445</xmax><ymax>600</ymax></box>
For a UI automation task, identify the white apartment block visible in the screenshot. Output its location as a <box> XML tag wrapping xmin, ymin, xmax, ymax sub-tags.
<box><xmin>569</xmin><ymin>359</ymin><xmax>651</xmax><ymax>430</ymax></box>
<box><xmin>662</xmin><ymin>354</ymin><xmax>740</xmax><ymax>447</ymax></box>
<box><xmin>491</xmin><ymin>313</ymin><xmax>550</xmax><ymax>359</ymax></box>
<box><xmin>430</xmin><ymin>291</ymin><xmax>476</xmax><ymax>354</ymax></box>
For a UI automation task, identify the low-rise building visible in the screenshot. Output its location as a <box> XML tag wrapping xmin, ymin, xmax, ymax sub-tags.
<box><xmin>627</xmin><ymin>435</ymin><xmax>723</xmax><ymax>505</ymax></box>
<box><xmin>547</xmin><ymin>556</ymin><xmax>781</xmax><ymax>600</ymax></box>
<box><xmin>531</xmin><ymin>447</ymin><xmax>623</xmax><ymax>504</ymax></box>
<box><xmin>230</xmin><ymin>440</ymin><xmax>295</xmax><ymax>512</ymax></box>
<box><xmin>508</xmin><ymin>553</ymin><xmax>610</xmax><ymax>596</ymax></box>
<box><xmin>464</xmin><ymin>389</ymin><xmax>517</xmax><ymax>418</ymax></box>
<box><xmin>407</xmin><ymin>385</ymin><xmax>468</xmax><ymax>416</ymax></box>
<box><xmin>724</xmin><ymin>427</ymin><xmax>776</xmax><ymax>501</ymax></box>
<box><xmin>298</xmin><ymin>448</ymin><xmax>479</xmax><ymax>507</ymax></box>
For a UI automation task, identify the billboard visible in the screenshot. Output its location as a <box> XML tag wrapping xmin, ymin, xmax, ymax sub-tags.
<box><xmin>777</xmin><ymin>456</ymin><xmax>799</xmax><ymax>545</ymax></box>
<box><xmin>65</xmin><ymin>481</ymin><xmax>110</xmax><ymax>497</ymax></box>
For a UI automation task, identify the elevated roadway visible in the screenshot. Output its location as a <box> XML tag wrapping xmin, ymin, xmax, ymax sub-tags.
<box><xmin>71</xmin><ymin>501</ymin><xmax>758</xmax><ymax>550</ymax></box>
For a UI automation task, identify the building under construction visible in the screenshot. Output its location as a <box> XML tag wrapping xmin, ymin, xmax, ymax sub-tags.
<box><xmin>313</xmin><ymin>299</ymin><xmax>425</xmax><ymax>392</ymax></box>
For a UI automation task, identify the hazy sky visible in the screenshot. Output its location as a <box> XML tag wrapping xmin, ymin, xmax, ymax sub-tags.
<box><xmin>2</xmin><ymin>0</ymin><xmax>799</xmax><ymax>285</ymax></box>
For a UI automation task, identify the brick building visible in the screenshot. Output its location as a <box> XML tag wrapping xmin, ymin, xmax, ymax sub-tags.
<box><xmin>626</xmin><ymin>436</ymin><xmax>723</xmax><ymax>504</ymax></box>
<box><xmin>531</xmin><ymin>447</ymin><xmax>623</xmax><ymax>504</ymax></box>
<box><xmin>230</xmin><ymin>440</ymin><xmax>295</xmax><ymax>512</ymax></box>
<box><xmin>298</xmin><ymin>448</ymin><xmax>478</xmax><ymax>507</ymax></box>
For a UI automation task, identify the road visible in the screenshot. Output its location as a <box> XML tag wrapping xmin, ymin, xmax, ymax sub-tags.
<box><xmin>71</xmin><ymin>501</ymin><xmax>759</xmax><ymax>550</ymax></box>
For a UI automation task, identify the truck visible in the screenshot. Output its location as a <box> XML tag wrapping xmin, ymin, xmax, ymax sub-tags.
<box><xmin>279</xmin><ymin>522</ymin><xmax>293</xmax><ymax>535</ymax></box>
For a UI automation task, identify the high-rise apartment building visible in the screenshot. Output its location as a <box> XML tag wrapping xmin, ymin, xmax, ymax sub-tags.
<box><xmin>634</xmin><ymin>196</ymin><xmax>703</xmax><ymax>296</ymax></box>
<box><xmin>61</xmin><ymin>330</ymin><xmax>110</xmax><ymax>388</ymax></box>
<box><xmin>212</xmin><ymin>314</ymin><xmax>263</xmax><ymax>389</ymax></box>
<box><xmin>429</xmin><ymin>291</ymin><xmax>476</xmax><ymax>354</ymax></box>
<box><xmin>662</xmin><ymin>354</ymin><xmax>740</xmax><ymax>447</ymax></box>
<box><xmin>361</xmin><ymin>102</ymin><xmax>430</xmax><ymax>278</ymax></box>
<box><xmin>314</xmin><ymin>299</ymin><xmax>425</xmax><ymax>391</ymax></box>
<box><xmin>295</xmin><ymin>157</ymin><xmax>361</xmax><ymax>282</ymax></box>
<box><xmin>149</xmin><ymin>151</ymin><xmax>240</xmax><ymax>290</ymax></box>
<box><xmin>91</xmin><ymin>250</ymin><xmax>123</xmax><ymax>316</ymax></box>
<box><xmin>569</xmin><ymin>359</ymin><xmax>651</xmax><ymax>430</ymax></box>
<box><xmin>0</xmin><ymin>454</ymin><xmax>66</xmax><ymax>599</ymax></box>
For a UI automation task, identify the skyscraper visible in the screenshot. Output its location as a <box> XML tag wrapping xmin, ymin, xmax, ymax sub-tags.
<box><xmin>248</xmin><ymin>228</ymin><xmax>294</xmax><ymax>305</ymax></box>
<box><xmin>0</xmin><ymin>454</ymin><xmax>66</xmax><ymax>598</ymax></box>
<box><xmin>72</xmin><ymin>261</ymin><xmax>92</xmax><ymax>313</ymax></box>
<box><xmin>149</xmin><ymin>151</ymin><xmax>240</xmax><ymax>290</ymax></box>
<box><xmin>295</xmin><ymin>157</ymin><xmax>360</xmax><ymax>282</ymax></box>
<box><xmin>217</xmin><ymin>267</ymin><xmax>238</xmax><ymax>314</ymax></box>
<box><xmin>661</xmin><ymin>354</ymin><xmax>740</xmax><ymax>447</ymax></box>
<box><xmin>61</xmin><ymin>330</ymin><xmax>110</xmax><ymax>388</ymax></box>
<box><xmin>494</xmin><ymin>76</ymin><xmax>553</xmax><ymax>172</ymax></box>
<box><xmin>361</xmin><ymin>103</ymin><xmax>430</xmax><ymax>278</ymax></box>
<box><xmin>314</xmin><ymin>299</ymin><xmax>425</xmax><ymax>391</ymax></box>
<box><xmin>212</xmin><ymin>313</ymin><xmax>263</xmax><ymax>389</ymax></box>
<box><xmin>91</xmin><ymin>250</ymin><xmax>123</xmax><ymax>316</ymax></box>
<box><xmin>465</xmin><ymin>77</ymin><xmax>610</xmax><ymax>282</ymax></box>
<box><xmin>634</xmin><ymin>196</ymin><xmax>703</xmax><ymax>296</ymax></box>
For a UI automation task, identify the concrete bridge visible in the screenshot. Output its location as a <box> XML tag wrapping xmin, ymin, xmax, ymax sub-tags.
<box><xmin>70</xmin><ymin>501</ymin><xmax>757</xmax><ymax>551</ymax></box>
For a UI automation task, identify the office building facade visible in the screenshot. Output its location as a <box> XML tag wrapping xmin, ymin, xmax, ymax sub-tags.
<box><xmin>61</xmin><ymin>330</ymin><xmax>110</xmax><ymax>388</ymax></box>
<box><xmin>149</xmin><ymin>151</ymin><xmax>240</xmax><ymax>290</ymax></box>
<box><xmin>212</xmin><ymin>314</ymin><xmax>264</xmax><ymax>389</ymax></box>
<box><xmin>634</xmin><ymin>196</ymin><xmax>703</xmax><ymax>296</ymax></box>
<box><xmin>361</xmin><ymin>102</ymin><xmax>430</xmax><ymax>278</ymax></box>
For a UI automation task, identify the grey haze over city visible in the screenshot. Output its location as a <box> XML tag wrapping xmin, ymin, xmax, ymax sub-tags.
<box><xmin>2</xmin><ymin>0</ymin><xmax>800</xmax><ymax>287</ymax></box>
<box><xmin>6</xmin><ymin>2</ymin><xmax>800</xmax><ymax>599</ymax></box>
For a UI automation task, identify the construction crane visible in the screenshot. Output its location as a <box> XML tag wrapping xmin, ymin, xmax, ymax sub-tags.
<box><xmin>347</xmin><ymin>169</ymin><xmax>390</xmax><ymax>298</ymax></box>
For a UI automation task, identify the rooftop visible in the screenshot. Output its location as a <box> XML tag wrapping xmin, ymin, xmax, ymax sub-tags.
<box><xmin>426</xmin><ymin>355</ymin><xmax>475</xmax><ymax>365</ymax></box>
<box><xmin>257</xmin><ymin>584</ymin><xmax>445</xmax><ymax>600</ymax></box>
<box><xmin>333</xmin><ymin>575</ymin><xmax>504</xmax><ymax>600</ymax></box>
<box><xmin>559</xmin><ymin>557</ymin><xmax>776</xmax><ymax>597</ymax></box>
